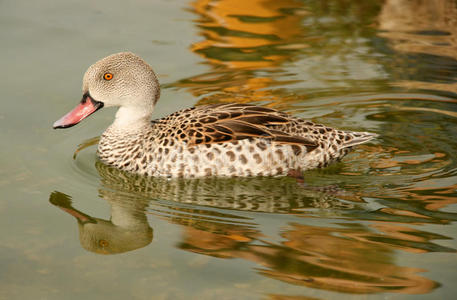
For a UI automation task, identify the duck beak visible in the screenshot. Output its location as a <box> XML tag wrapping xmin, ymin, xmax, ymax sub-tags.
<box><xmin>53</xmin><ymin>93</ymin><xmax>104</xmax><ymax>129</ymax></box>
<box><xmin>49</xmin><ymin>191</ymin><xmax>97</xmax><ymax>224</ymax></box>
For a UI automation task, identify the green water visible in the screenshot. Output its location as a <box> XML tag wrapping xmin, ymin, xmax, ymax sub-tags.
<box><xmin>1</xmin><ymin>0</ymin><xmax>457</xmax><ymax>299</ymax></box>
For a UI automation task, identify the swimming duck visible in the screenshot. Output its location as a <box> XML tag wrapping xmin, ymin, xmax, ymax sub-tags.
<box><xmin>53</xmin><ymin>52</ymin><xmax>377</xmax><ymax>178</ymax></box>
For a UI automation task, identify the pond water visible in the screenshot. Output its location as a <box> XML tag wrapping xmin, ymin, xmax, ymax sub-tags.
<box><xmin>1</xmin><ymin>0</ymin><xmax>457</xmax><ymax>299</ymax></box>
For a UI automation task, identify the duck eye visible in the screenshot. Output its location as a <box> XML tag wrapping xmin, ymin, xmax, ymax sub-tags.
<box><xmin>103</xmin><ymin>73</ymin><xmax>113</xmax><ymax>81</ymax></box>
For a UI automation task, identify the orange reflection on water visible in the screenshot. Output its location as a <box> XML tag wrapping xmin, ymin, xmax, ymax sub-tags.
<box><xmin>49</xmin><ymin>159</ymin><xmax>455</xmax><ymax>295</ymax></box>
<box><xmin>191</xmin><ymin>0</ymin><xmax>306</xmax><ymax>68</ymax></box>
<box><xmin>176</xmin><ymin>219</ymin><xmax>439</xmax><ymax>294</ymax></box>
<box><xmin>355</xmin><ymin>144</ymin><xmax>457</xmax><ymax>222</ymax></box>
<box><xmin>397</xmin><ymin>184</ymin><xmax>457</xmax><ymax>213</ymax></box>
<box><xmin>175</xmin><ymin>0</ymin><xmax>309</xmax><ymax>104</ymax></box>
<box><xmin>270</xmin><ymin>223</ymin><xmax>438</xmax><ymax>294</ymax></box>
<box><xmin>362</xmin><ymin>144</ymin><xmax>457</xmax><ymax>218</ymax></box>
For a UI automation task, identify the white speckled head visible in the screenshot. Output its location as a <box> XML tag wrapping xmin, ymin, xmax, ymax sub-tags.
<box><xmin>82</xmin><ymin>52</ymin><xmax>160</xmax><ymax>109</ymax></box>
<box><xmin>54</xmin><ymin>52</ymin><xmax>162</xmax><ymax>130</ymax></box>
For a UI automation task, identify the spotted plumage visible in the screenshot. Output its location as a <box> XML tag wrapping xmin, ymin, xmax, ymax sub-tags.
<box><xmin>54</xmin><ymin>52</ymin><xmax>377</xmax><ymax>178</ymax></box>
<box><xmin>97</xmin><ymin>102</ymin><xmax>376</xmax><ymax>177</ymax></box>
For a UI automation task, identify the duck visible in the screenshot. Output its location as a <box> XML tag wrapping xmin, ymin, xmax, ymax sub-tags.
<box><xmin>53</xmin><ymin>52</ymin><xmax>377</xmax><ymax>178</ymax></box>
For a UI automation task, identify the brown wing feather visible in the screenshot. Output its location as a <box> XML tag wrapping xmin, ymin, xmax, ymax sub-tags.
<box><xmin>179</xmin><ymin>104</ymin><xmax>318</xmax><ymax>152</ymax></box>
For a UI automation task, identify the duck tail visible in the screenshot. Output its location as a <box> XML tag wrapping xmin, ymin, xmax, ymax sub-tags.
<box><xmin>342</xmin><ymin>131</ymin><xmax>378</xmax><ymax>148</ymax></box>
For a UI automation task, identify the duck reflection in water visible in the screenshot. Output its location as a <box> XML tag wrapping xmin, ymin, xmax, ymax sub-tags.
<box><xmin>49</xmin><ymin>160</ymin><xmax>352</xmax><ymax>256</ymax></box>
<box><xmin>49</xmin><ymin>160</ymin><xmax>440</xmax><ymax>295</ymax></box>
<box><xmin>49</xmin><ymin>189</ymin><xmax>153</xmax><ymax>255</ymax></box>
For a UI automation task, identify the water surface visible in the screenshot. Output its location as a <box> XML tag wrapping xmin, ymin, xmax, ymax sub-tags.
<box><xmin>1</xmin><ymin>0</ymin><xmax>457</xmax><ymax>299</ymax></box>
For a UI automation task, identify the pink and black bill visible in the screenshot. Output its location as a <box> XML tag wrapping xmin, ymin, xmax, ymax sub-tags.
<box><xmin>53</xmin><ymin>93</ymin><xmax>104</xmax><ymax>129</ymax></box>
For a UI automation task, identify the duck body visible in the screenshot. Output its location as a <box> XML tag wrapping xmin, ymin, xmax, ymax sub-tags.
<box><xmin>97</xmin><ymin>103</ymin><xmax>375</xmax><ymax>178</ymax></box>
<box><xmin>54</xmin><ymin>52</ymin><xmax>377</xmax><ymax>178</ymax></box>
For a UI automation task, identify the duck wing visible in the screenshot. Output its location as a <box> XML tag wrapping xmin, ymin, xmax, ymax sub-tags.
<box><xmin>167</xmin><ymin>103</ymin><xmax>318</xmax><ymax>152</ymax></box>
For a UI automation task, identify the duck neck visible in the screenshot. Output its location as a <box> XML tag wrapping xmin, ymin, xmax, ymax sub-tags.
<box><xmin>110</xmin><ymin>202</ymin><xmax>149</xmax><ymax>230</ymax></box>
<box><xmin>110</xmin><ymin>105</ymin><xmax>153</xmax><ymax>132</ymax></box>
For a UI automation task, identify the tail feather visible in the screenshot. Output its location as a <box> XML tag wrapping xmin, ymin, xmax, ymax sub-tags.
<box><xmin>342</xmin><ymin>131</ymin><xmax>378</xmax><ymax>148</ymax></box>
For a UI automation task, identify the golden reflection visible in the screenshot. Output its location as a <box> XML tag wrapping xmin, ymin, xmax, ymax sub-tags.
<box><xmin>191</xmin><ymin>0</ymin><xmax>305</xmax><ymax>69</ymax></box>
<box><xmin>394</xmin><ymin>184</ymin><xmax>457</xmax><ymax>215</ymax></box>
<box><xmin>177</xmin><ymin>220</ymin><xmax>440</xmax><ymax>294</ymax></box>
<box><xmin>174</xmin><ymin>0</ymin><xmax>457</xmax><ymax>103</ymax></box>
<box><xmin>49</xmin><ymin>160</ymin><xmax>454</xmax><ymax>295</ymax></box>
<box><xmin>265</xmin><ymin>223</ymin><xmax>438</xmax><ymax>294</ymax></box>
<box><xmin>171</xmin><ymin>0</ymin><xmax>389</xmax><ymax>107</ymax></box>
<box><xmin>340</xmin><ymin>110</ymin><xmax>457</xmax><ymax>227</ymax></box>
<box><xmin>173</xmin><ymin>0</ymin><xmax>310</xmax><ymax>105</ymax></box>
<box><xmin>370</xmin><ymin>150</ymin><xmax>450</xmax><ymax>172</ymax></box>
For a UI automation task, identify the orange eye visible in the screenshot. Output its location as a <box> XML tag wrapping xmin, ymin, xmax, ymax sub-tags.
<box><xmin>103</xmin><ymin>73</ymin><xmax>113</xmax><ymax>81</ymax></box>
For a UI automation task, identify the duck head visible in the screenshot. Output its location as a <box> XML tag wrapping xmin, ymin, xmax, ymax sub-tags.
<box><xmin>53</xmin><ymin>52</ymin><xmax>160</xmax><ymax>129</ymax></box>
